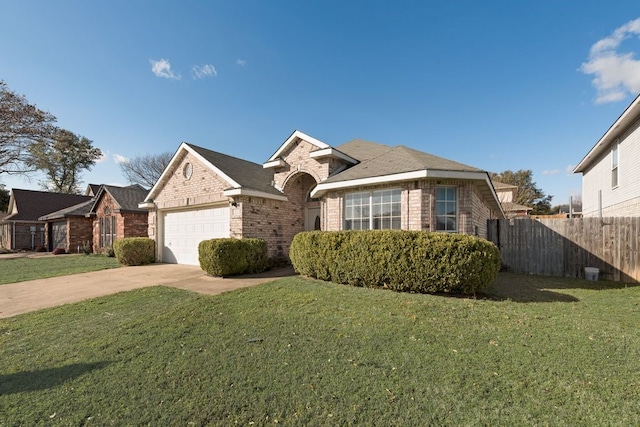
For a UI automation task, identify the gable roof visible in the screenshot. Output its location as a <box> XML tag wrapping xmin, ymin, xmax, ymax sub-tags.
<box><xmin>85</xmin><ymin>184</ymin><xmax>101</xmax><ymax>196</ymax></box>
<box><xmin>143</xmin><ymin>142</ymin><xmax>286</xmax><ymax>204</ymax></box>
<box><xmin>90</xmin><ymin>184</ymin><xmax>149</xmax><ymax>214</ymax></box>
<box><xmin>311</xmin><ymin>140</ymin><xmax>503</xmax><ymax>216</ymax></box>
<box><xmin>574</xmin><ymin>93</ymin><xmax>640</xmax><ymax>173</ymax></box>
<box><xmin>5</xmin><ymin>189</ymin><xmax>92</xmax><ymax>222</ymax></box>
<box><xmin>264</xmin><ymin>130</ymin><xmax>358</xmax><ymax>167</ymax></box>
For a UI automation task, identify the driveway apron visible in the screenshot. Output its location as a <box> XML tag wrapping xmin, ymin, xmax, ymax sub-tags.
<box><xmin>0</xmin><ymin>264</ymin><xmax>295</xmax><ymax>318</ymax></box>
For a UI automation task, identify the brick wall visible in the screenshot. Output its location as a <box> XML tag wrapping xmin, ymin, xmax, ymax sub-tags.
<box><xmin>122</xmin><ymin>212</ymin><xmax>149</xmax><ymax>238</ymax></box>
<box><xmin>233</xmin><ymin>172</ymin><xmax>316</xmax><ymax>260</ymax></box>
<box><xmin>68</xmin><ymin>217</ymin><xmax>93</xmax><ymax>253</ymax></box>
<box><xmin>154</xmin><ymin>151</ymin><xmax>230</xmax><ymax>209</ymax></box>
<box><xmin>321</xmin><ymin>179</ymin><xmax>493</xmax><ymax>236</ymax></box>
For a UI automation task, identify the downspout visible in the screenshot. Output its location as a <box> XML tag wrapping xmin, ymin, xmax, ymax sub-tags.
<box><xmin>12</xmin><ymin>222</ymin><xmax>15</xmax><ymax>250</ymax></box>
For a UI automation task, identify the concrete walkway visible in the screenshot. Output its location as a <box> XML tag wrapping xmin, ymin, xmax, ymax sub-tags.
<box><xmin>0</xmin><ymin>264</ymin><xmax>296</xmax><ymax>319</ymax></box>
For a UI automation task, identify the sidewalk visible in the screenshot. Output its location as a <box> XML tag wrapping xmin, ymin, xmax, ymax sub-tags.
<box><xmin>0</xmin><ymin>264</ymin><xmax>296</xmax><ymax>318</ymax></box>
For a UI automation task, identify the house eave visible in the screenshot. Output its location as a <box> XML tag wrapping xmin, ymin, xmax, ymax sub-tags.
<box><xmin>138</xmin><ymin>201</ymin><xmax>156</xmax><ymax>209</ymax></box>
<box><xmin>311</xmin><ymin>169</ymin><xmax>505</xmax><ymax>218</ymax></box>
<box><xmin>223</xmin><ymin>188</ymin><xmax>288</xmax><ymax>202</ymax></box>
<box><xmin>263</xmin><ymin>159</ymin><xmax>286</xmax><ymax>169</ymax></box>
<box><xmin>574</xmin><ymin>93</ymin><xmax>640</xmax><ymax>173</ymax></box>
<box><xmin>266</xmin><ymin>130</ymin><xmax>330</xmax><ymax>163</ymax></box>
<box><xmin>309</xmin><ymin>147</ymin><xmax>358</xmax><ymax>164</ymax></box>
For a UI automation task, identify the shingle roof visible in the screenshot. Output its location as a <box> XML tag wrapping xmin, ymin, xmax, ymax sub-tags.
<box><xmin>39</xmin><ymin>199</ymin><xmax>95</xmax><ymax>220</ymax></box>
<box><xmin>323</xmin><ymin>143</ymin><xmax>482</xmax><ymax>184</ymax></box>
<box><xmin>5</xmin><ymin>189</ymin><xmax>92</xmax><ymax>222</ymax></box>
<box><xmin>336</xmin><ymin>139</ymin><xmax>393</xmax><ymax>162</ymax></box>
<box><xmin>187</xmin><ymin>143</ymin><xmax>282</xmax><ymax>196</ymax></box>
<box><xmin>492</xmin><ymin>181</ymin><xmax>518</xmax><ymax>190</ymax></box>
<box><xmin>100</xmin><ymin>184</ymin><xmax>148</xmax><ymax>212</ymax></box>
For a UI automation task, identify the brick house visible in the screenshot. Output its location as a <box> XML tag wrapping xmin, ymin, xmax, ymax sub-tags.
<box><xmin>88</xmin><ymin>185</ymin><xmax>149</xmax><ymax>253</ymax></box>
<box><xmin>140</xmin><ymin>130</ymin><xmax>505</xmax><ymax>265</ymax></box>
<box><xmin>0</xmin><ymin>189</ymin><xmax>91</xmax><ymax>251</ymax></box>
<box><xmin>492</xmin><ymin>181</ymin><xmax>532</xmax><ymax>218</ymax></box>
<box><xmin>38</xmin><ymin>184</ymin><xmax>148</xmax><ymax>253</ymax></box>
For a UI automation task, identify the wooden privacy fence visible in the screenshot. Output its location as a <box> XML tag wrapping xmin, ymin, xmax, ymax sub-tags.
<box><xmin>487</xmin><ymin>217</ymin><xmax>640</xmax><ymax>283</ymax></box>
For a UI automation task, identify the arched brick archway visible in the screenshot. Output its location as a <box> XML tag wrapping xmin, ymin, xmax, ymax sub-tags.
<box><xmin>282</xmin><ymin>172</ymin><xmax>320</xmax><ymax>242</ymax></box>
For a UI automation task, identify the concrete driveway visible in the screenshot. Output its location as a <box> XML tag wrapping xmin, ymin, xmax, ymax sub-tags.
<box><xmin>0</xmin><ymin>264</ymin><xmax>296</xmax><ymax>318</ymax></box>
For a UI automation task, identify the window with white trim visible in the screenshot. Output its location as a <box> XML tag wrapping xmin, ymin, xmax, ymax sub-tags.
<box><xmin>344</xmin><ymin>189</ymin><xmax>401</xmax><ymax>230</ymax></box>
<box><xmin>612</xmin><ymin>140</ymin><xmax>619</xmax><ymax>188</ymax></box>
<box><xmin>435</xmin><ymin>186</ymin><xmax>457</xmax><ymax>232</ymax></box>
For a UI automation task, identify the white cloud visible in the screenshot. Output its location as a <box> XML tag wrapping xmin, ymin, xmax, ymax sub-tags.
<box><xmin>191</xmin><ymin>64</ymin><xmax>217</xmax><ymax>79</ymax></box>
<box><xmin>236</xmin><ymin>59</ymin><xmax>246</xmax><ymax>66</ymax></box>
<box><xmin>113</xmin><ymin>154</ymin><xmax>129</xmax><ymax>164</ymax></box>
<box><xmin>580</xmin><ymin>17</ymin><xmax>640</xmax><ymax>104</ymax></box>
<box><xmin>150</xmin><ymin>58</ymin><xmax>181</xmax><ymax>80</ymax></box>
<box><xmin>96</xmin><ymin>150</ymin><xmax>109</xmax><ymax>164</ymax></box>
<box><xmin>565</xmin><ymin>164</ymin><xmax>576</xmax><ymax>175</ymax></box>
<box><xmin>542</xmin><ymin>169</ymin><xmax>560</xmax><ymax>176</ymax></box>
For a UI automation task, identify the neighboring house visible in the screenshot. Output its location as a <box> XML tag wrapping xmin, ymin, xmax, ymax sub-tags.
<box><xmin>39</xmin><ymin>184</ymin><xmax>149</xmax><ymax>253</ymax></box>
<box><xmin>574</xmin><ymin>93</ymin><xmax>640</xmax><ymax>217</ymax></box>
<box><xmin>88</xmin><ymin>184</ymin><xmax>149</xmax><ymax>253</ymax></box>
<box><xmin>0</xmin><ymin>189</ymin><xmax>91</xmax><ymax>250</ymax></box>
<box><xmin>140</xmin><ymin>130</ymin><xmax>504</xmax><ymax>265</ymax></box>
<box><xmin>492</xmin><ymin>181</ymin><xmax>532</xmax><ymax>218</ymax></box>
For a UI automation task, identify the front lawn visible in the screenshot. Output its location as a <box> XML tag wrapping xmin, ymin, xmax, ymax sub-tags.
<box><xmin>1</xmin><ymin>273</ymin><xmax>639</xmax><ymax>425</ymax></box>
<box><xmin>0</xmin><ymin>255</ymin><xmax>120</xmax><ymax>285</ymax></box>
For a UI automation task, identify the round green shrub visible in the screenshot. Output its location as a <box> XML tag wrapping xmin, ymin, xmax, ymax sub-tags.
<box><xmin>113</xmin><ymin>237</ymin><xmax>155</xmax><ymax>266</ymax></box>
<box><xmin>289</xmin><ymin>230</ymin><xmax>501</xmax><ymax>295</ymax></box>
<box><xmin>199</xmin><ymin>238</ymin><xmax>268</xmax><ymax>277</ymax></box>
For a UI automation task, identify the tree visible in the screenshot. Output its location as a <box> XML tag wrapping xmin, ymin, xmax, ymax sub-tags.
<box><xmin>26</xmin><ymin>129</ymin><xmax>102</xmax><ymax>194</ymax></box>
<box><xmin>490</xmin><ymin>169</ymin><xmax>553</xmax><ymax>215</ymax></box>
<box><xmin>120</xmin><ymin>152</ymin><xmax>173</xmax><ymax>189</ymax></box>
<box><xmin>0</xmin><ymin>184</ymin><xmax>9</xmax><ymax>212</ymax></box>
<box><xmin>0</xmin><ymin>81</ymin><xmax>57</xmax><ymax>175</ymax></box>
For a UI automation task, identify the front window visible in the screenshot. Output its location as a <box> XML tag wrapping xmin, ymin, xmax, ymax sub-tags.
<box><xmin>99</xmin><ymin>207</ymin><xmax>117</xmax><ymax>247</ymax></box>
<box><xmin>435</xmin><ymin>186</ymin><xmax>457</xmax><ymax>232</ymax></box>
<box><xmin>345</xmin><ymin>189</ymin><xmax>401</xmax><ymax>230</ymax></box>
<box><xmin>612</xmin><ymin>140</ymin><xmax>619</xmax><ymax>188</ymax></box>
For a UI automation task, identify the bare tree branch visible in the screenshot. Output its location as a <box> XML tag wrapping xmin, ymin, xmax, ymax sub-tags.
<box><xmin>120</xmin><ymin>152</ymin><xmax>173</xmax><ymax>189</ymax></box>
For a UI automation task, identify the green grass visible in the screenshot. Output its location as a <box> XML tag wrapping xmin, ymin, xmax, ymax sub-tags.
<box><xmin>1</xmin><ymin>273</ymin><xmax>639</xmax><ymax>425</ymax></box>
<box><xmin>0</xmin><ymin>255</ymin><xmax>120</xmax><ymax>285</ymax></box>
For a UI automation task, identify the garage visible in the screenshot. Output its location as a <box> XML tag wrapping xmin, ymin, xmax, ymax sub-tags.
<box><xmin>162</xmin><ymin>206</ymin><xmax>230</xmax><ymax>265</ymax></box>
<box><xmin>51</xmin><ymin>221</ymin><xmax>67</xmax><ymax>251</ymax></box>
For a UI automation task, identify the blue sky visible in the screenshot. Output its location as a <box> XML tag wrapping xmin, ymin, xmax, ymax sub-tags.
<box><xmin>2</xmin><ymin>1</ymin><xmax>640</xmax><ymax>205</ymax></box>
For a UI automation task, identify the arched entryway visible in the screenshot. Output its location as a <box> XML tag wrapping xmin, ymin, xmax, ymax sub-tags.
<box><xmin>282</xmin><ymin>172</ymin><xmax>320</xmax><ymax>233</ymax></box>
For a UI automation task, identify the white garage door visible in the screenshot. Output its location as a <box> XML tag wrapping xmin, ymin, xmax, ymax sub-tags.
<box><xmin>162</xmin><ymin>206</ymin><xmax>230</xmax><ymax>265</ymax></box>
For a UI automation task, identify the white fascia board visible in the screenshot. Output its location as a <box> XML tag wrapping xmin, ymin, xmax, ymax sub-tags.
<box><xmin>146</xmin><ymin>142</ymin><xmax>241</xmax><ymax>201</ymax></box>
<box><xmin>310</xmin><ymin>169</ymin><xmax>489</xmax><ymax>197</ymax></box>
<box><xmin>223</xmin><ymin>188</ymin><xmax>289</xmax><ymax>202</ymax></box>
<box><xmin>266</xmin><ymin>130</ymin><xmax>330</xmax><ymax>162</ymax></box>
<box><xmin>263</xmin><ymin>159</ymin><xmax>286</xmax><ymax>169</ymax></box>
<box><xmin>574</xmin><ymin>94</ymin><xmax>640</xmax><ymax>173</ymax></box>
<box><xmin>138</xmin><ymin>201</ymin><xmax>156</xmax><ymax>209</ymax></box>
<box><xmin>309</xmin><ymin>147</ymin><xmax>358</xmax><ymax>164</ymax></box>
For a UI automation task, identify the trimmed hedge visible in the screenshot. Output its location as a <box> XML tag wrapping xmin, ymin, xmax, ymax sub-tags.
<box><xmin>198</xmin><ymin>238</ymin><xmax>268</xmax><ymax>277</ymax></box>
<box><xmin>289</xmin><ymin>230</ymin><xmax>501</xmax><ymax>295</ymax></box>
<box><xmin>113</xmin><ymin>237</ymin><xmax>155</xmax><ymax>266</ymax></box>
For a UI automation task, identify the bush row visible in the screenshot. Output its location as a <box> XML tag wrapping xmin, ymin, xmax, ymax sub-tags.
<box><xmin>198</xmin><ymin>238</ymin><xmax>268</xmax><ymax>277</ymax></box>
<box><xmin>289</xmin><ymin>230</ymin><xmax>501</xmax><ymax>295</ymax></box>
<box><xmin>113</xmin><ymin>237</ymin><xmax>155</xmax><ymax>266</ymax></box>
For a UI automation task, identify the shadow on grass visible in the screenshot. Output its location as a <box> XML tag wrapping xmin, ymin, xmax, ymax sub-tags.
<box><xmin>0</xmin><ymin>361</ymin><xmax>111</xmax><ymax>395</ymax></box>
<box><xmin>484</xmin><ymin>272</ymin><xmax>640</xmax><ymax>303</ymax></box>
